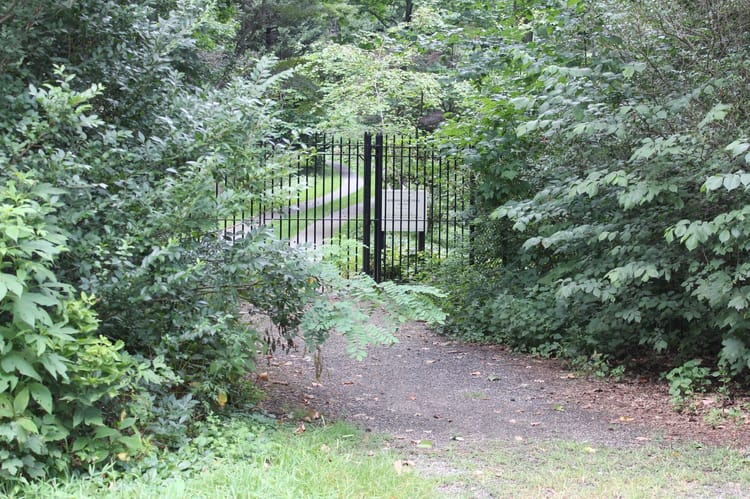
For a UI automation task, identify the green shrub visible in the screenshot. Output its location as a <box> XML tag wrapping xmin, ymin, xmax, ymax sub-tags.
<box><xmin>435</xmin><ymin>0</ymin><xmax>750</xmax><ymax>384</ymax></box>
<box><xmin>0</xmin><ymin>173</ymin><xmax>164</xmax><ymax>480</ymax></box>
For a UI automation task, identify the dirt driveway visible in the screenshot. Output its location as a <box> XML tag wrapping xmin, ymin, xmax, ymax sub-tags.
<box><xmin>257</xmin><ymin>322</ymin><xmax>750</xmax><ymax>452</ymax></box>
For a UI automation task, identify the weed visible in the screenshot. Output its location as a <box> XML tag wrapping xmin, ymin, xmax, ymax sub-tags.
<box><xmin>464</xmin><ymin>391</ymin><xmax>487</xmax><ymax>400</ymax></box>
<box><xmin>665</xmin><ymin>359</ymin><xmax>712</xmax><ymax>410</ymax></box>
<box><xmin>703</xmin><ymin>407</ymin><xmax>725</xmax><ymax>429</ymax></box>
<box><xmin>569</xmin><ymin>352</ymin><xmax>626</xmax><ymax>382</ymax></box>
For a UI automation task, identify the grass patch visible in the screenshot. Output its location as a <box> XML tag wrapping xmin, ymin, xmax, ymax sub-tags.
<box><xmin>271</xmin><ymin>171</ymin><xmax>372</xmax><ymax>239</ymax></box>
<box><xmin>219</xmin><ymin>171</ymin><xmax>343</xmax><ymax>233</ymax></box>
<box><xmin>436</xmin><ymin>439</ymin><xmax>750</xmax><ymax>498</ymax></box>
<box><xmin>10</xmin><ymin>419</ymin><xmax>437</xmax><ymax>499</ymax></box>
<box><xmin>8</xmin><ymin>412</ymin><xmax>750</xmax><ymax>499</ymax></box>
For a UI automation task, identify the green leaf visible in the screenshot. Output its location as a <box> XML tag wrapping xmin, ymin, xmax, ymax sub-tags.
<box><xmin>12</xmin><ymin>294</ymin><xmax>43</xmax><ymax>327</ymax></box>
<box><xmin>40</xmin><ymin>353</ymin><xmax>68</xmax><ymax>380</ymax></box>
<box><xmin>71</xmin><ymin>437</ymin><xmax>90</xmax><ymax>452</ymax></box>
<box><xmin>118</xmin><ymin>417</ymin><xmax>137</xmax><ymax>430</ymax></box>
<box><xmin>13</xmin><ymin>387</ymin><xmax>30</xmax><ymax>414</ymax></box>
<box><xmin>4</xmin><ymin>225</ymin><xmax>20</xmax><ymax>242</ymax></box>
<box><xmin>1</xmin><ymin>457</ymin><xmax>23</xmax><ymax>475</ymax></box>
<box><xmin>723</xmin><ymin>175</ymin><xmax>741</xmax><ymax>191</ymax></box>
<box><xmin>703</xmin><ymin>175</ymin><xmax>724</xmax><ymax>191</ymax></box>
<box><xmin>117</xmin><ymin>434</ymin><xmax>143</xmax><ymax>451</ymax></box>
<box><xmin>84</xmin><ymin>407</ymin><xmax>104</xmax><ymax>426</ymax></box>
<box><xmin>29</xmin><ymin>383</ymin><xmax>53</xmax><ymax>414</ymax></box>
<box><xmin>25</xmin><ymin>293</ymin><xmax>59</xmax><ymax>308</ymax></box>
<box><xmin>0</xmin><ymin>395</ymin><xmax>14</xmax><ymax>418</ymax></box>
<box><xmin>725</xmin><ymin>139</ymin><xmax>750</xmax><ymax>157</ymax></box>
<box><xmin>94</xmin><ymin>426</ymin><xmax>120</xmax><ymax>439</ymax></box>
<box><xmin>720</xmin><ymin>337</ymin><xmax>748</xmax><ymax>370</ymax></box>
<box><xmin>727</xmin><ymin>294</ymin><xmax>748</xmax><ymax>311</ymax></box>
<box><xmin>1</xmin><ymin>353</ymin><xmax>42</xmax><ymax>381</ymax></box>
<box><xmin>15</xmin><ymin>417</ymin><xmax>38</xmax><ymax>434</ymax></box>
<box><xmin>698</xmin><ymin>103</ymin><xmax>731</xmax><ymax>128</ymax></box>
<box><xmin>0</xmin><ymin>273</ymin><xmax>23</xmax><ymax>298</ymax></box>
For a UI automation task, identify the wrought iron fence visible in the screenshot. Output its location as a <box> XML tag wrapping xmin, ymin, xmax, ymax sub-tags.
<box><xmin>218</xmin><ymin>133</ymin><xmax>473</xmax><ymax>282</ymax></box>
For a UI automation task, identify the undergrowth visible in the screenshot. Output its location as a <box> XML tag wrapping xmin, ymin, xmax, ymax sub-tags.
<box><xmin>4</xmin><ymin>417</ymin><xmax>437</xmax><ymax>498</ymax></box>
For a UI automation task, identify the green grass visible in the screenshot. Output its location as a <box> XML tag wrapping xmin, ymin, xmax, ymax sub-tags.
<box><xmin>433</xmin><ymin>439</ymin><xmax>750</xmax><ymax>498</ymax></box>
<box><xmin>10</xmin><ymin>420</ymin><xmax>437</xmax><ymax>499</ymax></box>
<box><xmin>271</xmin><ymin>171</ymin><xmax>372</xmax><ymax>239</ymax></box>
<box><xmin>219</xmin><ymin>171</ymin><xmax>343</xmax><ymax>233</ymax></box>
<box><xmin>8</xmin><ymin>413</ymin><xmax>750</xmax><ymax>499</ymax></box>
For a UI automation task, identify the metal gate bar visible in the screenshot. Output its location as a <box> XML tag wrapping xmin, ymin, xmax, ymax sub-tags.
<box><xmin>219</xmin><ymin>132</ymin><xmax>471</xmax><ymax>282</ymax></box>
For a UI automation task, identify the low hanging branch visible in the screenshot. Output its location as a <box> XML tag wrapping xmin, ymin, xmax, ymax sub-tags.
<box><xmin>0</xmin><ymin>0</ymin><xmax>20</xmax><ymax>26</ymax></box>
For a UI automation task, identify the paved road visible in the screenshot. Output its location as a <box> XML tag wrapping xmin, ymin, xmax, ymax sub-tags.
<box><xmin>221</xmin><ymin>161</ymin><xmax>364</xmax><ymax>244</ymax></box>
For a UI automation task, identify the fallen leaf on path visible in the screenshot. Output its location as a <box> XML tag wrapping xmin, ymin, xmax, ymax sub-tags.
<box><xmin>530</xmin><ymin>422</ymin><xmax>541</xmax><ymax>427</ymax></box>
<box><xmin>425</xmin><ymin>359</ymin><xmax>438</xmax><ymax>364</ymax></box>
<box><xmin>584</xmin><ymin>446</ymin><xmax>597</xmax><ymax>454</ymax></box>
<box><xmin>257</xmin><ymin>372</ymin><xmax>269</xmax><ymax>381</ymax></box>
<box><xmin>611</xmin><ymin>416</ymin><xmax>635</xmax><ymax>423</ymax></box>
<box><xmin>342</xmin><ymin>381</ymin><xmax>354</xmax><ymax>385</ymax></box>
<box><xmin>487</xmin><ymin>374</ymin><xmax>500</xmax><ymax>381</ymax></box>
<box><xmin>470</xmin><ymin>371</ymin><xmax>481</xmax><ymax>377</ymax></box>
<box><xmin>303</xmin><ymin>410</ymin><xmax>320</xmax><ymax>422</ymax></box>
<box><xmin>293</xmin><ymin>423</ymin><xmax>306</xmax><ymax>435</ymax></box>
<box><xmin>394</xmin><ymin>460</ymin><xmax>416</xmax><ymax>475</ymax></box>
<box><xmin>416</xmin><ymin>439</ymin><xmax>433</xmax><ymax>449</ymax></box>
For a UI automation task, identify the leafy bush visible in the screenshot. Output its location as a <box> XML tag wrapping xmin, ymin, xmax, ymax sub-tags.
<box><xmin>435</xmin><ymin>0</ymin><xmax>750</xmax><ymax>383</ymax></box>
<box><xmin>0</xmin><ymin>173</ymin><xmax>165</xmax><ymax>480</ymax></box>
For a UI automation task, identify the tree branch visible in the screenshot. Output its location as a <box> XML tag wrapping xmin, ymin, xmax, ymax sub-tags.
<box><xmin>0</xmin><ymin>0</ymin><xmax>21</xmax><ymax>26</ymax></box>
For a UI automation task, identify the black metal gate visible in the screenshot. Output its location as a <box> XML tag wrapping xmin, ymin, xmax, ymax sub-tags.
<box><xmin>219</xmin><ymin>133</ymin><xmax>472</xmax><ymax>282</ymax></box>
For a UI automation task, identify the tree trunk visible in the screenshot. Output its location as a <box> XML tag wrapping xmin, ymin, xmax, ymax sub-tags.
<box><xmin>404</xmin><ymin>0</ymin><xmax>414</xmax><ymax>23</ymax></box>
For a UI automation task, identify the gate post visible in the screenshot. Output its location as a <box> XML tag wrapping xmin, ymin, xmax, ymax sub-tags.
<box><xmin>362</xmin><ymin>133</ymin><xmax>372</xmax><ymax>276</ymax></box>
<box><xmin>373</xmin><ymin>133</ymin><xmax>384</xmax><ymax>282</ymax></box>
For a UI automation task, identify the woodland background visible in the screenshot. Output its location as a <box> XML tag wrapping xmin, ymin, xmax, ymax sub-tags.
<box><xmin>1</xmin><ymin>0</ymin><xmax>749</xmax><ymax>484</ymax></box>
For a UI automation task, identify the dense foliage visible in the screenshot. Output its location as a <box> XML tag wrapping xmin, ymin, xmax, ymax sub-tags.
<box><xmin>0</xmin><ymin>0</ymin><xmax>444</xmax><ymax>481</ymax></box>
<box><xmin>433</xmin><ymin>0</ymin><xmax>750</xmax><ymax>385</ymax></box>
<box><xmin>4</xmin><ymin>0</ymin><xmax>750</xmax><ymax>484</ymax></box>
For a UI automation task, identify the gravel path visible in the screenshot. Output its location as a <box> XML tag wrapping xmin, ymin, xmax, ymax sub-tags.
<box><xmin>256</xmin><ymin>322</ymin><xmax>724</xmax><ymax>450</ymax></box>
